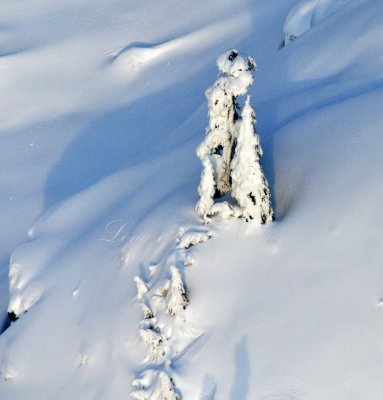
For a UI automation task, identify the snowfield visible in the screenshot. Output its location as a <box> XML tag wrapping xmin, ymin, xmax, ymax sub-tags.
<box><xmin>1</xmin><ymin>0</ymin><xmax>383</xmax><ymax>399</ymax></box>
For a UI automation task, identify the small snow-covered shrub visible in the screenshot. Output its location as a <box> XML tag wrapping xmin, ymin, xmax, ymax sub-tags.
<box><xmin>7</xmin><ymin>311</ymin><xmax>17</xmax><ymax>323</ymax></box>
<box><xmin>141</xmin><ymin>303</ymin><xmax>154</xmax><ymax>320</ymax></box>
<box><xmin>166</xmin><ymin>266</ymin><xmax>188</xmax><ymax>316</ymax></box>
<box><xmin>177</xmin><ymin>230</ymin><xmax>214</xmax><ymax>249</ymax></box>
<box><xmin>182</xmin><ymin>252</ymin><xmax>194</xmax><ymax>267</ymax></box>
<box><xmin>196</xmin><ymin>49</ymin><xmax>273</xmax><ymax>224</ymax></box>
<box><xmin>156</xmin><ymin>372</ymin><xmax>182</xmax><ymax>400</ymax></box>
<box><xmin>130</xmin><ymin>371</ymin><xmax>181</xmax><ymax>400</ymax></box>
<box><xmin>134</xmin><ymin>276</ymin><xmax>149</xmax><ymax>300</ymax></box>
<box><xmin>140</xmin><ymin>326</ymin><xmax>165</xmax><ymax>361</ymax></box>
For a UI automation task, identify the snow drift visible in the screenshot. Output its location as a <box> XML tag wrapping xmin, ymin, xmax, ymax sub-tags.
<box><xmin>1</xmin><ymin>0</ymin><xmax>383</xmax><ymax>399</ymax></box>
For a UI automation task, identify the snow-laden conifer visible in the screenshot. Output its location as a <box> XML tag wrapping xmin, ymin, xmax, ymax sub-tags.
<box><xmin>196</xmin><ymin>50</ymin><xmax>274</xmax><ymax>224</ymax></box>
<box><xmin>166</xmin><ymin>266</ymin><xmax>188</xmax><ymax>316</ymax></box>
<box><xmin>156</xmin><ymin>372</ymin><xmax>181</xmax><ymax>400</ymax></box>
<box><xmin>134</xmin><ymin>276</ymin><xmax>149</xmax><ymax>300</ymax></box>
<box><xmin>141</xmin><ymin>303</ymin><xmax>154</xmax><ymax>319</ymax></box>
<box><xmin>203</xmin><ymin>49</ymin><xmax>256</xmax><ymax>195</ymax></box>
<box><xmin>195</xmin><ymin>155</ymin><xmax>215</xmax><ymax>222</ymax></box>
<box><xmin>196</xmin><ymin>50</ymin><xmax>256</xmax><ymax>221</ymax></box>
<box><xmin>139</xmin><ymin>325</ymin><xmax>165</xmax><ymax>362</ymax></box>
<box><xmin>131</xmin><ymin>371</ymin><xmax>182</xmax><ymax>400</ymax></box>
<box><xmin>129</xmin><ymin>388</ymin><xmax>148</xmax><ymax>400</ymax></box>
<box><xmin>231</xmin><ymin>96</ymin><xmax>274</xmax><ymax>223</ymax></box>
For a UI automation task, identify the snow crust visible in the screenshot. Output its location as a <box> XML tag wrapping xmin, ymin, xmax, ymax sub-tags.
<box><xmin>1</xmin><ymin>0</ymin><xmax>383</xmax><ymax>399</ymax></box>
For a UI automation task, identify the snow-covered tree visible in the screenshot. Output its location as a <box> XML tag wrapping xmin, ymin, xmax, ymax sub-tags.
<box><xmin>196</xmin><ymin>49</ymin><xmax>274</xmax><ymax>224</ymax></box>
<box><xmin>130</xmin><ymin>371</ymin><xmax>181</xmax><ymax>400</ymax></box>
<box><xmin>196</xmin><ymin>49</ymin><xmax>256</xmax><ymax>221</ymax></box>
<box><xmin>166</xmin><ymin>266</ymin><xmax>188</xmax><ymax>316</ymax></box>
<box><xmin>195</xmin><ymin>155</ymin><xmax>215</xmax><ymax>223</ymax></box>
<box><xmin>231</xmin><ymin>96</ymin><xmax>274</xmax><ymax>223</ymax></box>
<box><xmin>139</xmin><ymin>326</ymin><xmax>165</xmax><ymax>362</ymax></box>
<box><xmin>210</xmin><ymin>50</ymin><xmax>256</xmax><ymax>196</ymax></box>
<box><xmin>156</xmin><ymin>372</ymin><xmax>181</xmax><ymax>400</ymax></box>
<box><xmin>134</xmin><ymin>276</ymin><xmax>149</xmax><ymax>300</ymax></box>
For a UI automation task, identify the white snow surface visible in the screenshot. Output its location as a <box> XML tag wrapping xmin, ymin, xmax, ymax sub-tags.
<box><xmin>1</xmin><ymin>0</ymin><xmax>383</xmax><ymax>399</ymax></box>
<box><xmin>283</xmin><ymin>0</ymin><xmax>351</xmax><ymax>45</ymax></box>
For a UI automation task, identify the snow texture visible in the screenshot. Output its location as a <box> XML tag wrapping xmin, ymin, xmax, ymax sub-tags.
<box><xmin>2</xmin><ymin>0</ymin><xmax>383</xmax><ymax>399</ymax></box>
<box><xmin>284</xmin><ymin>0</ymin><xmax>350</xmax><ymax>45</ymax></box>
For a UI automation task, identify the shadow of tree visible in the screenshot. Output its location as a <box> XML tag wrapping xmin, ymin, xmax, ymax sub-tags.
<box><xmin>43</xmin><ymin>70</ymin><xmax>211</xmax><ymax>209</ymax></box>
<box><xmin>199</xmin><ymin>374</ymin><xmax>217</xmax><ymax>400</ymax></box>
<box><xmin>230</xmin><ymin>336</ymin><xmax>251</xmax><ymax>400</ymax></box>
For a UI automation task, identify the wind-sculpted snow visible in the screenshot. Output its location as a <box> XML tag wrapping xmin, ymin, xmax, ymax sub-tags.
<box><xmin>0</xmin><ymin>141</ymin><xmax>202</xmax><ymax>398</ymax></box>
<box><xmin>108</xmin><ymin>15</ymin><xmax>251</xmax><ymax>81</ymax></box>
<box><xmin>283</xmin><ymin>0</ymin><xmax>351</xmax><ymax>45</ymax></box>
<box><xmin>2</xmin><ymin>0</ymin><xmax>383</xmax><ymax>399</ymax></box>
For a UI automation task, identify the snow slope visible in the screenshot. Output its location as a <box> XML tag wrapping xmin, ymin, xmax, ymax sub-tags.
<box><xmin>1</xmin><ymin>0</ymin><xmax>383</xmax><ymax>399</ymax></box>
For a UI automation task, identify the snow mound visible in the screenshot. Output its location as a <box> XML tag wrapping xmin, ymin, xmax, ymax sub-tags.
<box><xmin>284</xmin><ymin>0</ymin><xmax>350</xmax><ymax>45</ymax></box>
<box><xmin>110</xmin><ymin>44</ymin><xmax>162</xmax><ymax>75</ymax></box>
